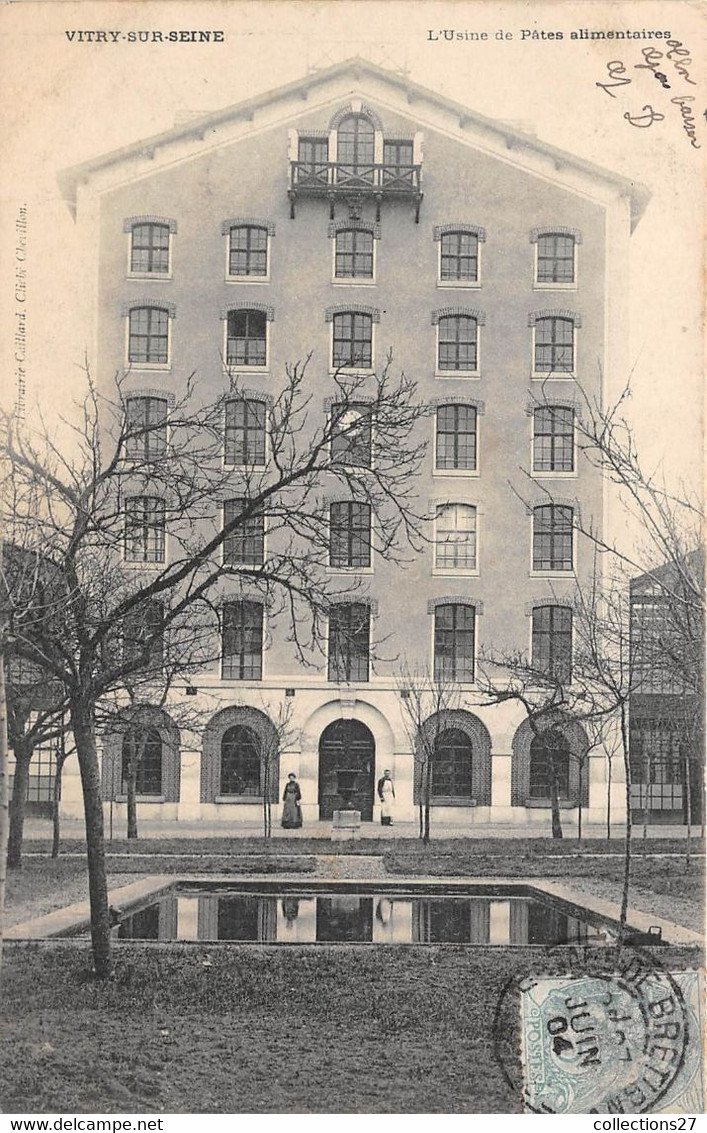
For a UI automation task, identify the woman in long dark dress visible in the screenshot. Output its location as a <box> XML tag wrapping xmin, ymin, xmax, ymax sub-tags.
<box><xmin>281</xmin><ymin>772</ymin><xmax>303</xmax><ymax>829</ymax></box>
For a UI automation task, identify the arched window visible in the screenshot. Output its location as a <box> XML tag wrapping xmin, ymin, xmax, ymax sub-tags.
<box><xmin>128</xmin><ymin>306</ymin><xmax>170</xmax><ymax>365</ymax></box>
<box><xmin>220</xmin><ymin>725</ymin><xmax>261</xmax><ymax>796</ymax></box>
<box><xmin>533</xmin><ymin>316</ymin><xmax>575</xmax><ymax>374</ymax></box>
<box><xmin>121</xmin><ymin>726</ymin><xmax>163</xmax><ymax>796</ymax></box>
<box><xmin>334</xmin><ymin>229</ymin><xmax>374</xmax><ymax>279</ymax></box>
<box><xmin>337</xmin><ymin>115</ymin><xmax>375</xmax><ymax>183</ymax></box>
<box><xmin>226</xmin><ymin>309</ymin><xmax>267</xmax><ymax>367</ymax></box>
<box><xmin>433</xmin><ymin>728</ymin><xmax>473</xmax><ymax>798</ymax></box>
<box><xmin>438</xmin><ymin>315</ymin><xmax>478</xmax><ymax>372</ymax></box>
<box><xmin>228</xmin><ymin>225</ymin><xmax>268</xmax><ymax>278</ymax></box>
<box><xmin>529</xmin><ymin>729</ymin><xmax>570</xmax><ymax>800</ymax></box>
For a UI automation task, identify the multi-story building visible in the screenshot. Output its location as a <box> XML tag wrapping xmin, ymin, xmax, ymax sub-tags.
<box><xmin>57</xmin><ymin>59</ymin><xmax>648</xmax><ymax>830</ymax></box>
<box><xmin>629</xmin><ymin>556</ymin><xmax>704</xmax><ymax>825</ymax></box>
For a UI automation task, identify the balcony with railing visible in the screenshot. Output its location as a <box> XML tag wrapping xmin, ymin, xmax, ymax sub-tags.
<box><xmin>288</xmin><ymin>158</ymin><xmax>423</xmax><ymax>222</ymax></box>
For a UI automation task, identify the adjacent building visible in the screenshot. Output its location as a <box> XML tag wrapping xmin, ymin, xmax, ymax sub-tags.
<box><xmin>56</xmin><ymin>59</ymin><xmax>648</xmax><ymax>830</ymax></box>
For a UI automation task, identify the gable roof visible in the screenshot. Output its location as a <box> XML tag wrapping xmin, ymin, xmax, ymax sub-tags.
<box><xmin>58</xmin><ymin>56</ymin><xmax>649</xmax><ymax>228</ymax></box>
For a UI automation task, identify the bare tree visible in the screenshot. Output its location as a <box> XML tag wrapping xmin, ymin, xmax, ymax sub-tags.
<box><xmin>397</xmin><ymin>663</ymin><xmax>461</xmax><ymax>844</ymax></box>
<box><xmin>1</xmin><ymin>356</ymin><xmax>427</xmax><ymax>976</ymax></box>
<box><xmin>256</xmin><ymin>696</ymin><xmax>295</xmax><ymax>839</ymax></box>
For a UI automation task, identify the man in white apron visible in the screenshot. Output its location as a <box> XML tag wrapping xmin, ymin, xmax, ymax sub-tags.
<box><xmin>377</xmin><ymin>769</ymin><xmax>395</xmax><ymax>826</ymax></box>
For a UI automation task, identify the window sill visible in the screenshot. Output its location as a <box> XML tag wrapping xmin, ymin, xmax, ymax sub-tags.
<box><xmin>225</xmin><ymin>276</ymin><xmax>270</xmax><ymax>285</ymax></box>
<box><xmin>122</xmin><ymin>560</ymin><xmax>167</xmax><ymax>569</ymax></box>
<box><xmin>433</xmin><ymin>469</ymin><xmax>479</xmax><ymax>478</ymax></box>
<box><xmin>331</xmin><ymin>279</ymin><xmax>376</xmax><ymax>287</ymax></box>
<box><xmin>223</xmin><ymin>366</ymin><xmax>269</xmax><ymax>376</ymax></box>
<box><xmin>529</xmin><ymin>569</ymin><xmax>575</xmax><ymax>578</ymax></box>
<box><xmin>428</xmin><ymin>797</ymin><xmax>478</xmax><ymax>807</ymax></box>
<box><xmin>326</xmin><ymin>566</ymin><xmax>374</xmax><ymax>574</ymax></box>
<box><xmin>127</xmin><ymin>273</ymin><xmax>173</xmax><ymax>282</ymax></box>
<box><xmin>214</xmin><ymin>795</ymin><xmax>263</xmax><ymax>805</ymax></box>
<box><xmin>126</xmin><ymin>363</ymin><xmax>172</xmax><ymax>373</ymax></box>
<box><xmin>115</xmin><ymin>794</ymin><xmax>166</xmax><ymax>803</ymax></box>
<box><xmin>533</xmin><ymin>282</ymin><xmax>577</xmax><ymax>291</ymax></box>
<box><xmin>432</xmin><ymin>567</ymin><xmax>479</xmax><ymax>577</ymax></box>
<box><xmin>435</xmin><ymin>370</ymin><xmax>481</xmax><ymax>380</ymax></box>
<box><xmin>525</xmin><ymin>797</ymin><xmax>575</xmax><ymax>809</ymax></box>
<box><xmin>222</xmin><ymin>462</ymin><xmax>267</xmax><ymax>471</ymax></box>
<box><xmin>437</xmin><ymin>280</ymin><xmax>481</xmax><ymax>289</ymax></box>
<box><xmin>531</xmin><ymin>372</ymin><xmax>576</xmax><ymax>381</ymax></box>
<box><xmin>532</xmin><ymin>471</ymin><xmax>577</xmax><ymax>479</ymax></box>
<box><xmin>328</xmin><ymin>368</ymin><xmax>375</xmax><ymax>378</ymax></box>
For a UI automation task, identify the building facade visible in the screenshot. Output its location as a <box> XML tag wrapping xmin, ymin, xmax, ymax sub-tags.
<box><xmin>629</xmin><ymin>557</ymin><xmax>704</xmax><ymax>825</ymax></box>
<box><xmin>56</xmin><ymin>60</ymin><xmax>647</xmax><ymax>830</ymax></box>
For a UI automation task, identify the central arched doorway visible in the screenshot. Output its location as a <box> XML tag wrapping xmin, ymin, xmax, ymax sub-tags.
<box><xmin>318</xmin><ymin>719</ymin><xmax>375</xmax><ymax>820</ymax></box>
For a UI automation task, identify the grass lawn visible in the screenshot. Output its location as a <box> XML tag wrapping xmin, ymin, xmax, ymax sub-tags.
<box><xmin>1</xmin><ymin>942</ymin><xmax>700</xmax><ymax>1113</ymax></box>
<box><xmin>3</xmin><ymin>839</ymin><xmax>703</xmax><ymax>1112</ymax></box>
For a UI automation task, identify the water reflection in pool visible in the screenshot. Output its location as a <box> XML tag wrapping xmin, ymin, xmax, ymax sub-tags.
<box><xmin>115</xmin><ymin>891</ymin><xmax>609</xmax><ymax>945</ymax></box>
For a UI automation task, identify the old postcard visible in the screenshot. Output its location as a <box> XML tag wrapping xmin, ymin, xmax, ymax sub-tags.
<box><xmin>0</xmin><ymin>0</ymin><xmax>704</xmax><ymax>1119</ymax></box>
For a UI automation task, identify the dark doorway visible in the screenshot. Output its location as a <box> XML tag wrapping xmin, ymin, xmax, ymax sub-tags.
<box><xmin>318</xmin><ymin>719</ymin><xmax>375</xmax><ymax>820</ymax></box>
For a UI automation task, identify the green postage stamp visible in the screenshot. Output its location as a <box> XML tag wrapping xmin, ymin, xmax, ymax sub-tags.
<box><xmin>519</xmin><ymin>962</ymin><xmax>703</xmax><ymax>1113</ymax></box>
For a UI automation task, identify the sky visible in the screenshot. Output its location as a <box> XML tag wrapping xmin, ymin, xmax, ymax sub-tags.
<box><xmin>1</xmin><ymin>0</ymin><xmax>704</xmax><ymax>503</ymax></box>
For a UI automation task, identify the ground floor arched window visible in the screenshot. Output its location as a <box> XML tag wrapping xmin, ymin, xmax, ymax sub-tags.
<box><xmin>121</xmin><ymin>726</ymin><xmax>163</xmax><ymax>796</ymax></box>
<box><xmin>101</xmin><ymin>708</ymin><xmax>180</xmax><ymax>801</ymax></box>
<box><xmin>432</xmin><ymin>728</ymin><xmax>473</xmax><ymax>798</ymax></box>
<box><xmin>528</xmin><ymin>729</ymin><xmax>570</xmax><ymax>800</ymax></box>
<box><xmin>220</xmin><ymin>725</ymin><xmax>261</xmax><ymax>796</ymax></box>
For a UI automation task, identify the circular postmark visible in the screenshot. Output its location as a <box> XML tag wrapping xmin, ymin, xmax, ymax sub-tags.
<box><xmin>493</xmin><ymin>949</ymin><xmax>690</xmax><ymax>1114</ymax></box>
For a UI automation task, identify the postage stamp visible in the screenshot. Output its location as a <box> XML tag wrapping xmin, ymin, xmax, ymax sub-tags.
<box><xmin>517</xmin><ymin>962</ymin><xmax>703</xmax><ymax>1114</ymax></box>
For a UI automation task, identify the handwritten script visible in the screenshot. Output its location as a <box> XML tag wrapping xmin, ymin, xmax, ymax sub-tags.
<box><xmin>596</xmin><ymin>40</ymin><xmax>701</xmax><ymax>148</ymax></box>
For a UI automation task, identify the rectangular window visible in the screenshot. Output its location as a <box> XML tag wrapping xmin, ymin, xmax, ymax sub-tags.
<box><xmin>435</xmin><ymin>405</ymin><xmax>477</xmax><ymax>471</ymax></box>
<box><xmin>228</xmin><ymin>226</ymin><xmax>268</xmax><ymax>278</ymax></box>
<box><xmin>298</xmin><ymin>137</ymin><xmax>329</xmax><ymax>185</ymax></box>
<box><xmin>435</xmin><ymin>504</ymin><xmax>477</xmax><ymax>570</ymax></box>
<box><xmin>382</xmin><ymin>140</ymin><xmax>414</xmax><ymax>186</ymax></box>
<box><xmin>124</xmin><ymin>496</ymin><xmax>166</xmax><ymax>563</ymax></box>
<box><xmin>537</xmin><ymin>234</ymin><xmax>575</xmax><ymax>284</ymax></box>
<box><xmin>224</xmin><ymin>399</ymin><xmax>266</xmax><ymax>466</ymax></box>
<box><xmin>532</xmin><ymin>606</ymin><xmax>572</xmax><ymax>683</ymax></box>
<box><xmin>532</xmin><ymin>505</ymin><xmax>574</xmax><ymax>572</ymax></box>
<box><xmin>533</xmin><ymin>407</ymin><xmax>575</xmax><ymax>472</ymax></box>
<box><xmin>128</xmin><ymin>307</ymin><xmax>169</xmax><ymax>366</ymax></box>
<box><xmin>438</xmin><ymin>315</ymin><xmax>478</xmax><ymax>372</ymax></box>
<box><xmin>328</xmin><ymin>602</ymin><xmax>370</xmax><ymax>682</ymax></box>
<box><xmin>226</xmin><ymin>309</ymin><xmax>267</xmax><ymax>367</ymax></box>
<box><xmin>335</xmin><ymin>230</ymin><xmax>374</xmax><ymax>279</ymax></box>
<box><xmin>123</xmin><ymin>600</ymin><xmax>164</xmax><ymax>668</ymax></box>
<box><xmin>434</xmin><ymin>604</ymin><xmax>475</xmax><ymax>682</ymax></box>
<box><xmin>331</xmin><ymin>403</ymin><xmax>373</xmax><ymax>469</ymax></box>
<box><xmin>222</xmin><ymin>601</ymin><xmax>263</xmax><ymax>680</ymax></box>
<box><xmin>440</xmin><ymin>233</ymin><xmax>478</xmax><ymax>283</ymax></box>
<box><xmin>223</xmin><ymin>499</ymin><xmax>265</xmax><ymax>566</ymax></box>
<box><xmin>125</xmin><ymin>396</ymin><xmax>168</xmax><ymax>461</ymax></box>
<box><xmin>130</xmin><ymin>223</ymin><xmax>170</xmax><ymax>274</ymax></box>
<box><xmin>332</xmin><ymin>312</ymin><xmax>373</xmax><ymax>369</ymax></box>
<box><xmin>329</xmin><ymin>502</ymin><xmax>371</xmax><ymax>568</ymax></box>
<box><xmin>534</xmin><ymin>317</ymin><xmax>575</xmax><ymax>374</ymax></box>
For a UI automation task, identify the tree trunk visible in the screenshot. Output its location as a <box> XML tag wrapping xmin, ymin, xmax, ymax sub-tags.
<box><xmin>263</xmin><ymin>759</ymin><xmax>271</xmax><ymax>839</ymax></box>
<box><xmin>618</xmin><ymin>705</ymin><xmax>632</xmax><ymax>947</ymax></box>
<box><xmin>126</xmin><ymin>738</ymin><xmax>138</xmax><ymax>840</ymax></box>
<box><xmin>52</xmin><ymin>758</ymin><xmax>64</xmax><ymax>859</ymax></box>
<box><xmin>683</xmin><ymin>746</ymin><xmax>692</xmax><ymax>868</ymax></box>
<box><xmin>550</xmin><ymin>754</ymin><xmax>563</xmax><ymax>840</ymax></box>
<box><xmin>577</xmin><ymin>791</ymin><xmax>583</xmax><ymax>843</ymax></box>
<box><xmin>0</xmin><ymin>653</ymin><xmax>10</xmax><ymax>986</ymax></box>
<box><xmin>606</xmin><ymin>758</ymin><xmax>612</xmax><ymax>840</ymax></box>
<box><xmin>423</xmin><ymin>756</ymin><xmax>431</xmax><ymax>845</ymax></box>
<box><xmin>71</xmin><ymin>706</ymin><xmax>111</xmax><ymax>978</ymax></box>
<box><xmin>642</xmin><ymin>753</ymin><xmax>650</xmax><ymax>841</ymax></box>
<box><xmin>7</xmin><ymin>739</ymin><xmax>32</xmax><ymax>868</ymax></box>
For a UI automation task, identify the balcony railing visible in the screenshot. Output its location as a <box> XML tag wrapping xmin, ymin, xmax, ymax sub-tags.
<box><xmin>289</xmin><ymin>160</ymin><xmax>423</xmax><ymax>222</ymax></box>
